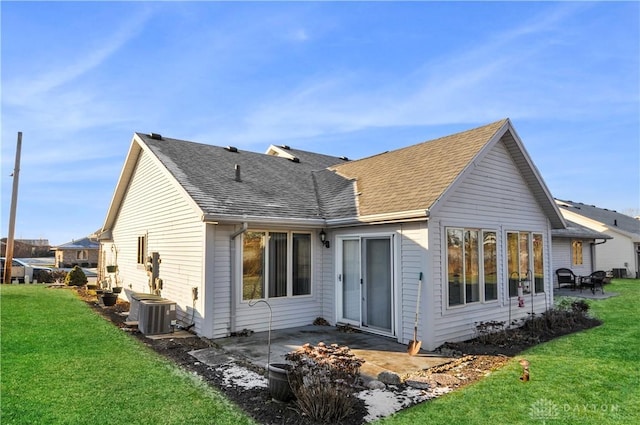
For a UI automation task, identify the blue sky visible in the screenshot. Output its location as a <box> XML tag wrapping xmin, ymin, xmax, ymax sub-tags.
<box><xmin>1</xmin><ymin>1</ymin><xmax>639</xmax><ymax>246</ymax></box>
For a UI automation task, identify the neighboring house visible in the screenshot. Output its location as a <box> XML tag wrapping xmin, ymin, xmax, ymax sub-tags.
<box><xmin>100</xmin><ymin>119</ymin><xmax>566</xmax><ymax>350</ymax></box>
<box><xmin>555</xmin><ymin>200</ymin><xmax>640</xmax><ymax>278</ymax></box>
<box><xmin>55</xmin><ymin>237</ymin><xmax>100</xmax><ymax>268</ymax></box>
<box><xmin>1</xmin><ymin>238</ymin><xmax>51</xmax><ymax>257</ymax></box>
<box><xmin>551</xmin><ymin>220</ymin><xmax>612</xmax><ymax>284</ymax></box>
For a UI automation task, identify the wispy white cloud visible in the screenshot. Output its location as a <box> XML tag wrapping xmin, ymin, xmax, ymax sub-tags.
<box><xmin>4</xmin><ymin>9</ymin><xmax>151</xmax><ymax>107</ymax></box>
<box><xmin>1</xmin><ymin>7</ymin><xmax>152</xmax><ymax>176</ymax></box>
<box><xmin>199</xmin><ymin>2</ymin><xmax>631</xmax><ymax>146</ymax></box>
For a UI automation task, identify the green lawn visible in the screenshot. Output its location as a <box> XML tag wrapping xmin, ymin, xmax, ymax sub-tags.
<box><xmin>3</xmin><ymin>281</ymin><xmax>639</xmax><ymax>425</ymax></box>
<box><xmin>0</xmin><ymin>285</ymin><xmax>254</xmax><ymax>425</ymax></box>
<box><xmin>379</xmin><ymin>279</ymin><xmax>640</xmax><ymax>425</ymax></box>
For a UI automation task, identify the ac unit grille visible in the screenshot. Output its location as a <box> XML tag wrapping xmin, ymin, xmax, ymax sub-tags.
<box><xmin>138</xmin><ymin>300</ymin><xmax>176</xmax><ymax>335</ymax></box>
<box><xmin>127</xmin><ymin>292</ymin><xmax>163</xmax><ymax>322</ymax></box>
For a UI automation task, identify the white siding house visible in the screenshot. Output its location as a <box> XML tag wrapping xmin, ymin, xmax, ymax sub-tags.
<box><xmin>100</xmin><ymin>119</ymin><xmax>566</xmax><ymax>350</ymax></box>
<box><xmin>555</xmin><ymin>200</ymin><xmax>640</xmax><ymax>279</ymax></box>
<box><xmin>550</xmin><ymin>220</ymin><xmax>612</xmax><ymax>286</ymax></box>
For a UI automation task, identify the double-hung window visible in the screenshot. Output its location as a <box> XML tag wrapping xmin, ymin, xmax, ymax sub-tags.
<box><xmin>242</xmin><ymin>231</ymin><xmax>311</xmax><ymax>300</ymax></box>
<box><xmin>447</xmin><ymin>228</ymin><xmax>497</xmax><ymax>306</ymax></box>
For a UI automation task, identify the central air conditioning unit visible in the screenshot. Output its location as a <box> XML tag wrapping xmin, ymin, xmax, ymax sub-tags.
<box><xmin>127</xmin><ymin>292</ymin><xmax>163</xmax><ymax>322</ymax></box>
<box><xmin>138</xmin><ymin>299</ymin><xmax>176</xmax><ymax>335</ymax></box>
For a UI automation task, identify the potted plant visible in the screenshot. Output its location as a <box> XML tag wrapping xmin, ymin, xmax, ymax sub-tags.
<box><xmin>111</xmin><ymin>274</ymin><xmax>123</xmax><ymax>293</ymax></box>
<box><xmin>106</xmin><ymin>265</ymin><xmax>118</xmax><ymax>273</ymax></box>
<box><xmin>101</xmin><ymin>291</ymin><xmax>118</xmax><ymax>307</ymax></box>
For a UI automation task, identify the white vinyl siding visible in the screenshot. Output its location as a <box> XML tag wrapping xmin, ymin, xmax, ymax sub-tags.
<box><xmin>428</xmin><ymin>139</ymin><xmax>553</xmax><ymax>349</ymax></box>
<box><xmin>398</xmin><ymin>222</ymin><xmax>428</xmax><ymax>345</ymax></box>
<box><xmin>558</xmin><ymin>209</ymin><xmax>639</xmax><ymax>278</ymax></box>
<box><xmin>551</xmin><ymin>237</ymin><xmax>595</xmax><ymax>283</ymax></box>
<box><xmin>109</xmin><ymin>150</ymin><xmax>206</xmax><ymax>334</ymax></box>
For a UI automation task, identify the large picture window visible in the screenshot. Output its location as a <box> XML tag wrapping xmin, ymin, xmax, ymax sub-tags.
<box><xmin>242</xmin><ymin>231</ymin><xmax>312</xmax><ymax>301</ymax></box>
<box><xmin>447</xmin><ymin>228</ymin><xmax>497</xmax><ymax>306</ymax></box>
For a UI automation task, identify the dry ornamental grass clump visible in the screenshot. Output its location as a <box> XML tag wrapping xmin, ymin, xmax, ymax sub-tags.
<box><xmin>285</xmin><ymin>342</ymin><xmax>364</xmax><ymax>422</ymax></box>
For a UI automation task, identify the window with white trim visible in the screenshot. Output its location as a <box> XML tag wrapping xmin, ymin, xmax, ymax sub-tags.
<box><xmin>446</xmin><ymin>228</ymin><xmax>497</xmax><ymax>306</ymax></box>
<box><xmin>507</xmin><ymin>231</ymin><xmax>545</xmax><ymax>296</ymax></box>
<box><xmin>572</xmin><ymin>240</ymin><xmax>583</xmax><ymax>265</ymax></box>
<box><xmin>242</xmin><ymin>231</ymin><xmax>311</xmax><ymax>300</ymax></box>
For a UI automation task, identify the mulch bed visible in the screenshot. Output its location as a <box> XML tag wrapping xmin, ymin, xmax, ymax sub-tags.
<box><xmin>72</xmin><ymin>287</ymin><xmax>602</xmax><ymax>424</ymax></box>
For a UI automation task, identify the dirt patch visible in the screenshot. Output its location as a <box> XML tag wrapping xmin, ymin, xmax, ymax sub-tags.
<box><xmin>74</xmin><ymin>287</ymin><xmax>601</xmax><ymax>424</ymax></box>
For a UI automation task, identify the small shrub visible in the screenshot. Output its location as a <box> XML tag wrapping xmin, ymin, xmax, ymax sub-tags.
<box><xmin>33</xmin><ymin>269</ymin><xmax>54</xmax><ymax>283</ymax></box>
<box><xmin>474</xmin><ymin>320</ymin><xmax>508</xmax><ymax>345</ymax></box>
<box><xmin>541</xmin><ymin>308</ymin><xmax>574</xmax><ymax>329</ymax></box>
<box><xmin>285</xmin><ymin>343</ymin><xmax>364</xmax><ymax>422</ymax></box>
<box><xmin>555</xmin><ymin>296</ymin><xmax>575</xmax><ymax>311</ymax></box>
<box><xmin>571</xmin><ymin>299</ymin><xmax>590</xmax><ymax>315</ymax></box>
<box><xmin>50</xmin><ymin>270</ymin><xmax>68</xmax><ymax>283</ymax></box>
<box><xmin>64</xmin><ymin>266</ymin><xmax>87</xmax><ymax>286</ymax></box>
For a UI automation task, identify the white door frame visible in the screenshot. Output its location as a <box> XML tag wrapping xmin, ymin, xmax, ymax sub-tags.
<box><xmin>335</xmin><ymin>233</ymin><xmax>395</xmax><ymax>336</ymax></box>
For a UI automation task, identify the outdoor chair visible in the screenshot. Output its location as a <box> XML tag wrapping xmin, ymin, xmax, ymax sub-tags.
<box><xmin>579</xmin><ymin>270</ymin><xmax>606</xmax><ymax>295</ymax></box>
<box><xmin>555</xmin><ymin>268</ymin><xmax>577</xmax><ymax>290</ymax></box>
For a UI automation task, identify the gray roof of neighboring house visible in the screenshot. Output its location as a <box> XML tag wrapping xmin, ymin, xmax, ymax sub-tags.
<box><xmin>556</xmin><ymin>199</ymin><xmax>640</xmax><ymax>237</ymax></box>
<box><xmin>551</xmin><ymin>219</ymin><xmax>612</xmax><ymax>240</ymax></box>
<box><xmin>56</xmin><ymin>237</ymin><xmax>99</xmax><ymax>250</ymax></box>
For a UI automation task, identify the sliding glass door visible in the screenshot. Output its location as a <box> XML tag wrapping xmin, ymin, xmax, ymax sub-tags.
<box><xmin>338</xmin><ymin>236</ymin><xmax>393</xmax><ymax>334</ymax></box>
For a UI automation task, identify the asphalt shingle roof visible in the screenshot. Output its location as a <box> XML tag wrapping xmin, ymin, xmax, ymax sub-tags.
<box><xmin>124</xmin><ymin>119</ymin><xmax>561</xmax><ymax>228</ymax></box>
<box><xmin>556</xmin><ymin>199</ymin><xmax>640</xmax><ymax>237</ymax></box>
<box><xmin>139</xmin><ymin>134</ymin><xmax>350</xmax><ymax>220</ymax></box>
<box><xmin>330</xmin><ymin>119</ymin><xmax>508</xmax><ymax>216</ymax></box>
<box><xmin>57</xmin><ymin>237</ymin><xmax>99</xmax><ymax>249</ymax></box>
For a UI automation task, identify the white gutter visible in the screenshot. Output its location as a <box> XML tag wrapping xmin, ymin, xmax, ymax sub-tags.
<box><xmin>204</xmin><ymin>210</ymin><xmax>429</xmax><ymax>229</ymax></box>
<box><xmin>229</xmin><ymin>222</ymin><xmax>248</xmax><ymax>334</ymax></box>
<box><xmin>202</xmin><ymin>213</ymin><xmax>324</xmax><ymax>227</ymax></box>
<box><xmin>326</xmin><ymin>209</ymin><xmax>430</xmax><ymax>227</ymax></box>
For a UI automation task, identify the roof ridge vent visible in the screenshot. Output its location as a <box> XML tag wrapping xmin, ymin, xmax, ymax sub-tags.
<box><xmin>339</xmin><ymin>156</ymin><xmax>349</xmax><ymax>161</ymax></box>
<box><xmin>280</xmin><ymin>145</ymin><xmax>291</xmax><ymax>150</ymax></box>
<box><xmin>149</xmin><ymin>133</ymin><xmax>162</xmax><ymax>140</ymax></box>
<box><xmin>225</xmin><ymin>146</ymin><xmax>238</xmax><ymax>153</ymax></box>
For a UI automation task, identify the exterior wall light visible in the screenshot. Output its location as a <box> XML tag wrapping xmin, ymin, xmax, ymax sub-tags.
<box><xmin>319</xmin><ymin>230</ymin><xmax>330</xmax><ymax>248</ymax></box>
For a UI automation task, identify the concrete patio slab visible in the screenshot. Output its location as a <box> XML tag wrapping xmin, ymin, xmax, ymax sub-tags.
<box><xmin>191</xmin><ymin>325</ymin><xmax>453</xmax><ymax>382</ymax></box>
<box><xmin>554</xmin><ymin>287</ymin><xmax>619</xmax><ymax>300</ymax></box>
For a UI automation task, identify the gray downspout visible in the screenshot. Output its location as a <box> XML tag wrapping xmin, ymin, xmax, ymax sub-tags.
<box><xmin>229</xmin><ymin>222</ymin><xmax>248</xmax><ymax>335</ymax></box>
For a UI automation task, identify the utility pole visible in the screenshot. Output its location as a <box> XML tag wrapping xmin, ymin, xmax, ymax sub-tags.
<box><xmin>3</xmin><ymin>132</ymin><xmax>22</xmax><ymax>284</ymax></box>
